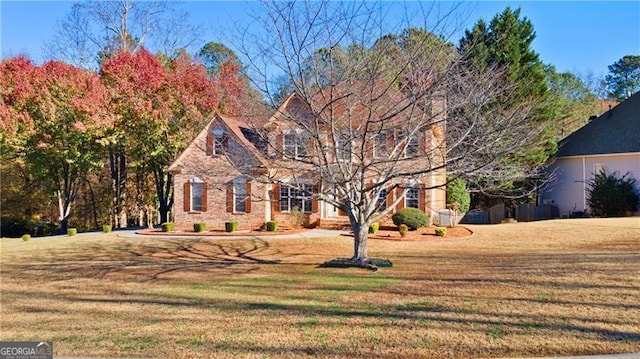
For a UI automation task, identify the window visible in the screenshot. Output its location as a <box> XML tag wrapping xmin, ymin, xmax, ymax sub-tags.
<box><xmin>376</xmin><ymin>188</ymin><xmax>388</xmax><ymax>211</ymax></box>
<box><xmin>279</xmin><ymin>184</ymin><xmax>312</xmax><ymax>213</ymax></box>
<box><xmin>405</xmin><ymin>187</ymin><xmax>419</xmax><ymax>209</ymax></box>
<box><xmin>336</xmin><ymin>132</ymin><xmax>352</xmax><ymax>161</ymax></box>
<box><xmin>373</xmin><ymin>132</ymin><xmax>388</xmax><ymax>158</ymax></box>
<box><xmin>187</xmin><ymin>178</ymin><xmax>205</xmax><ymax>212</ymax></box>
<box><xmin>213</xmin><ymin>129</ymin><xmax>225</xmax><ymax>154</ymax></box>
<box><xmin>405</xmin><ymin>135</ymin><xmax>419</xmax><ymax>157</ymax></box>
<box><xmin>284</xmin><ymin>132</ymin><xmax>307</xmax><ymax>159</ymax></box>
<box><xmin>207</xmin><ymin>129</ymin><xmax>227</xmax><ymax>155</ymax></box>
<box><xmin>226</xmin><ymin>180</ymin><xmax>251</xmax><ymax>213</ymax></box>
<box><xmin>234</xmin><ymin>183</ymin><xmax>247</xmax><ymax>213</ymax></box>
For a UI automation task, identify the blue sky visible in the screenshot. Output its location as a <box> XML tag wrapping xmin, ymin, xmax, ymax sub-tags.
<box><xmin>1</xmin><ymin>1</ymin><xmax>639</xmax><ymax>78</ymax></box>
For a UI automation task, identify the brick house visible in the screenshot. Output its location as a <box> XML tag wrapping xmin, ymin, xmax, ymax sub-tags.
<box><xmin>169</xmin><ymin>87</ymin><xmax>447</xmax><ymax>230</ymax></box>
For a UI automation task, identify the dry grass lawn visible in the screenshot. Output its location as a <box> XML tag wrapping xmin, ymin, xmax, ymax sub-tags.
<box><xmin>1</xmin><ymin>218</ymin><xmax>639</xmax><ymax>358</ymax></box>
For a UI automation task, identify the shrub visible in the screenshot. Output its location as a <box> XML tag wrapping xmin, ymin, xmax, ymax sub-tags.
<box><xmin>103</xmin><ymin>225</ymin><xmax>112</xmax><ymax>233</ymax></box>
<box><xmin>368</xmin><ymin>222</ymin><xmax>379</xmax><ymax>234</ymax></box>
<box><xmin>392</xmin><ymin>208</ymin><xmax>430</xmax><ymax>230</ymax></box>
<box><xmin>225</xmin><ymin>221</ymin><xmax>239</xmax><ymax>232</ymax></box>
<box><xmin>67</xmin><ymin>228</ymin><xmax>77</xmax><ymax>236</ymax></box>
<box><xmin>193</xmin><ymin>222</ymin><xmax>206</xmax><ymax>232</ymax></box>
<box><xmin>288</xmin><ymin>206</ymin><xmax>304</xmax><ymax>229</ymax></box>
<box><xmin>266</xmin><ymin>221</ymin><xmax>278</xmax><ymax>232</ymax></box>
<box><xmin>161</xmin><ymin>222</ymin><xmax>175</xmax><ymax>232</ymax></box>
<box><xmin>22</xmin><ymin>234</ymin><xmax>31</xmax><ymax>241</ymax></box>
<box><xmin>398</xmin><ymin>224</ymin><xmax>408</xmax><ymax>237</ymax></box>
<box><xmin>587</xmin><ymin>170</ymin><xmax>639</xmax><ymax>217</ymax></box>
<box><xmin>1</xmin><ymin>216</ymin><xmax>35</xmax><ymax>238</ymax></box>
<box><xmin>447</xmin><ymin>178</ymin><xmax>471</xmax><ymax>213</ymax></box>
<box><xmin>435</xmin><ymin>227</ymin><xmax>447</xmax><ymax>237</ymax></box>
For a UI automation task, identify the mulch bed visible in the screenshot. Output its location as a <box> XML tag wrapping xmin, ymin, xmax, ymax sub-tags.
<box><xmin>136</xmin><ymin>225</ymin><xmax>473</xmax><ymax>240</ymax></box>
<box><xmin>362</xmin><ymin>225</ymin><xmax>473</xmax><ymax>241</ymax></box>
<box><xmin>136</xmin><ymin>228</ymin><xmax>308</xmax><ymax>237</ymax></box>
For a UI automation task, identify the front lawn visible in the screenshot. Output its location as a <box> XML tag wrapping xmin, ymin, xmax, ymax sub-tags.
<box><xmin>1</xmin><ymin>218</ymin><xmax>638</xmax><ymax>358</ymax></box>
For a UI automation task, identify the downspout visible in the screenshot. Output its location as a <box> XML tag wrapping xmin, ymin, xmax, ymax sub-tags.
<box><xmin>582</xmin><ymin>156</ymin><xmax>586</xmax><ymax>211</ymax></box>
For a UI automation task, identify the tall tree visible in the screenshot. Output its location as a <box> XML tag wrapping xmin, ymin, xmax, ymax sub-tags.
<box><xmin>47</xmin><ymin>0</ymin><xmax>200</xmax><ymax>69</ymax></box>
<box><xmin>1</xmin><ymin>58</ymin><xmax>109</xmax><ymax>232</ymax></box>
<box><xmin>197</xmin><ymin>42</ymin><xmax>242</xmax><ymax>76</ymax></box>
<box><xmin>100</xmin><ymin>49</ymin><xmax>236</xmax><ymax>224</ymax></box>
<box><xmin>604</xmin><ymin>55</ymin><xmax>640</xmax><ymax>101</ymax></box>
<box><xmin>242</xmin><ymin>1</ymin><xmax>543</xmax><ymax>264</ymax></box>
<box><xmin>545</xmin><ymin>65</ymin><xmax>598</xmax><ymax>137</ymax></box>
<box><xmin>459</xmin><ymin>7</ymin><xmax>552</xmax><ymax>198</ymax></box>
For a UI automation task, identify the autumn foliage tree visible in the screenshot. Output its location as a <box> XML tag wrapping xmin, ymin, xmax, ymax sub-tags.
<box><xmin>1</xmin><ymin>57</ymin><xmax>109</xmax><ymax>232</ymax></box>
<box><xmin>100</xmin><ymin>49</ymin><xmax>241</xmax><ymax>224</ymax></box>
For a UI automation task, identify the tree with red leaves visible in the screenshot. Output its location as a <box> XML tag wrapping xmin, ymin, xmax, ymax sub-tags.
<box><xmin>1</xmin><ymin>57</ymin><xmax>110</xmax><ymax>232</ymax></box>
<box><xmin>101</xmin><ymin>49</ymin><xmax>236</xmax><ymax>224</ymax></box>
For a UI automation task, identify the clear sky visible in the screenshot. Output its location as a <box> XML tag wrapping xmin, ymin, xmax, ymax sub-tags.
<box><xmin>1</xmin><ymin>1</ymin><xmax>639</xmax><ymax>78</ymax></box>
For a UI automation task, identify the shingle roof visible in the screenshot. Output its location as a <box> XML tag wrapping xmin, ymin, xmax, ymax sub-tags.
<box><xmin>556</xmin><ymin>91</ymin><xmax>640</xmax><ymax>157</ymax></box>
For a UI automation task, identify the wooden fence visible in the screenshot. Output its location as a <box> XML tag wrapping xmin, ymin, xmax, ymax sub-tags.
<box><xmin>461</xmin><ymin>203</ymin><xmax>559</xmax><ymax>224</ymax></box>
<box><xmin>515</xmin><ymin>204</ymin><xmax>559</xmax><ymax>222</ymax></box>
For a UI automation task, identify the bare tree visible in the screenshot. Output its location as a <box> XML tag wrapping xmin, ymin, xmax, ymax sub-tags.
<box><xmin>46</xmin><ymin>0</ymin><xmax>201</xmax><ymax>69</ymax></box>
<box><xmin>236</xmin><ymin>1</ymin><xmax>544</xmax><ymax>265</ymax></box>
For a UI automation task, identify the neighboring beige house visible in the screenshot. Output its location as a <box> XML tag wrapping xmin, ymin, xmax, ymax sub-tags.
<box><xmin>540</xmin><ymin>92</ymin><xmax>640</xmax><ymax>217</ymax></box>
<box><xmin>168</xmin><ymin>88</ymin><xmax>447</xmax><ymax>230</ymax></box>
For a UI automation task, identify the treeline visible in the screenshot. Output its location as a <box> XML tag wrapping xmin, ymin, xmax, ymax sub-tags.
<box><xmin>2</xmin><ymin>3</ymin><xmax>636</xmax><ymax>237</ymax></box>
<box><xmin>0</xmin><ymin>47</ymin><xmax>254</xmax><ymax>236</ymax></box>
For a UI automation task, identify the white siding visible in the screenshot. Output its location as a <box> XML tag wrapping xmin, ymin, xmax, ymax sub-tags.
<box><xmin>541</xmin><ymin>153</ymin><xmax>640</xmax><ymax>217</ymax></box>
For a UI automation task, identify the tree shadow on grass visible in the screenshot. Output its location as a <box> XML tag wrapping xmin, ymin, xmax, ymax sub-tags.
<box><xmin>1</xmin><ymin>237</ymin><xmax>284</xmax><ymax>282</ymax></box>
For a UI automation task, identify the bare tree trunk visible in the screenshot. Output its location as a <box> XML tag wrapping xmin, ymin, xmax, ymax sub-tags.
<box><xmin>352</xmin><ymin>222</ymin><xmax>369</xmax><ymax>261</ymax></box>
<box><xmin>154</xmin><ymin>168</ymin><xmax>173</xmax><ymax>225</ymax></box>
<box><xmin>109</xmin><ymin>149</ymin><xmax>127</xmax><ymax>228</ymax></box>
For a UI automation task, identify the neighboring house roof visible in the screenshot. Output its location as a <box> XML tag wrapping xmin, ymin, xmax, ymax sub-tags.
<box><xmin>556</xmin><ymin>92</ymin><xmax>640</xmax><ymax>157</ymax></box>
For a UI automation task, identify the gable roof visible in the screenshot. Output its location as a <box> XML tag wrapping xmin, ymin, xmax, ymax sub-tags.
<box><xmin>168</xmin><ymin>113</ymin><xmax>268</xmax><ymax>174</ymax></box>
<box><xmin>556</xmin><ymin>92</ymin><xmax>640</xmax><ymax>157</ymax></box>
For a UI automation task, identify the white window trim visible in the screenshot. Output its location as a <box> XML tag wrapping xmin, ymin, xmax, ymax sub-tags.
<box><xmin>190</xmin><ymin>177</ymin><xmax>204</xmax><ymax>212</ymax></box>
<box><xmin>405</xmin><ymin>187</ymin><xmax>420</xmax><ymax>209</ymax></box>
<box><xmin>233</xmin><ymin>182</ymin><xmax>247</xmax><ymax>213</ymax></box>
<box><xmin>283</xmin><ymin>129</ymin><xmax>308</xmax><ymax>159</ymax></box>
<box><xmin>212</xmin><ymin>129</ymin><xmax>225</xmax><ymax>155</ymax></box>
<box><xmin>279</xmin><ymin>183</ymin><xmax>313</xmax><ymax>213</ymax></box>
<box><xmin>335</xmin><ymin>131</ymin><xmax>352</xmax><ymax>162</ymax></box>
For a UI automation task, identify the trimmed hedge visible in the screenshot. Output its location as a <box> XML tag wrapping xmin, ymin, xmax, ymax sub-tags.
<box><xmin>193</xmin><ymin>222</ymin><xmax>206</xmax><ymax>232</ymax></box>
<box><xmin>225</xmin><ymin>221</ymin><xmax>239</xmax><ymax>232</ymax></box>
<box><xmin>266</xmin><ymin>221</ymin><xmax>278</xmax><ymax>232</ymax></box>
<box><xmin>392</xmin><ymin>208</ymin><xmax>430</xmax><ymax>230</ymax></box>
<box><xmin>161</xmin><ymin>222</ymin><xmax>175</xmax><ymax>232</ymax></box>
<box><xmin>435</xmin><ymin>227</ymin><xmax>447</xmax><ymax>237</ymax></box>
<box><xmin>398</xmin><ymin>224</ymin><xmax>408</xmax><ymax>237</ymax></box>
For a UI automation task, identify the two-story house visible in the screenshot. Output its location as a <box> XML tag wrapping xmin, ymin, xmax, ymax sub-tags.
<box><xmin>168</xmin><ymin>84</ymin><xmax>447</xmax><ymax>230</ymax></box>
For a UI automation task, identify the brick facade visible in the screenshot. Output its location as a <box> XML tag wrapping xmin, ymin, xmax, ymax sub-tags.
<box><xmin>169</xmin><ymin>91</ymin><xmax>448</xmax><ymax>230</ymax></box>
